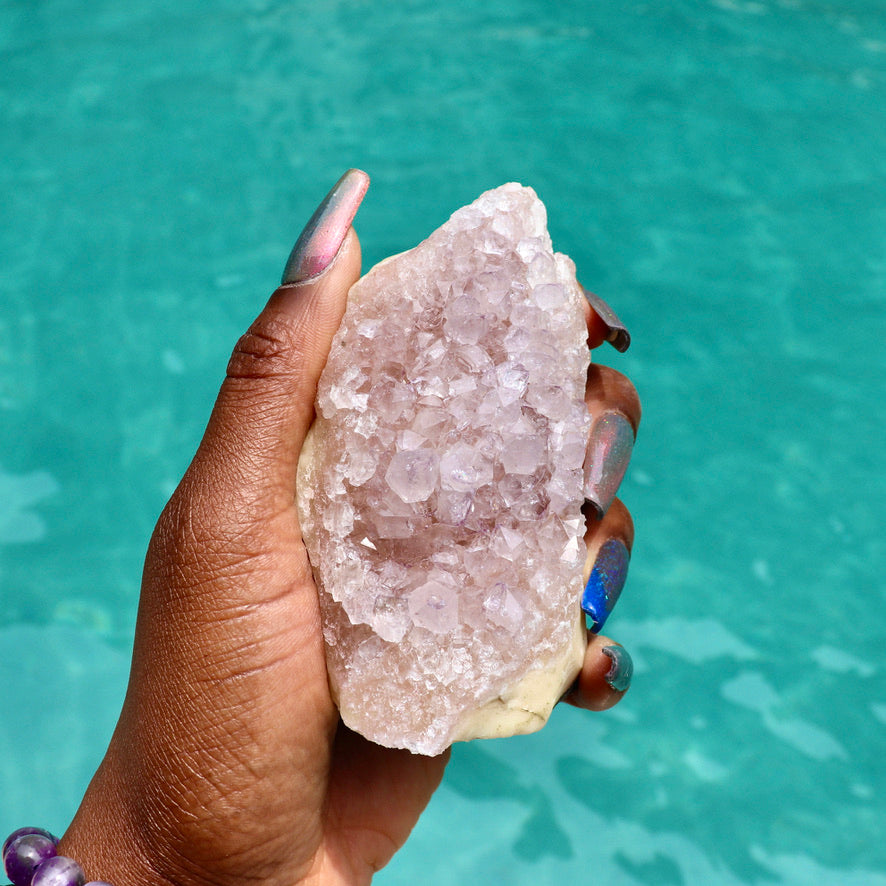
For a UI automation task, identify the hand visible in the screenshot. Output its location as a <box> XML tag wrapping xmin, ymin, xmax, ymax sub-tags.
<box><xmin>58</xmin><ymin>171</ymin><xmax>640</xmax><ymax>886</ymax></box>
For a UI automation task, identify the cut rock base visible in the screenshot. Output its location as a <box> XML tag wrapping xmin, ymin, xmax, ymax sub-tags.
<box><xmin>297</xmin><ymin>183</ymin><xmax>590</xmax><ymax>755</ymax></box>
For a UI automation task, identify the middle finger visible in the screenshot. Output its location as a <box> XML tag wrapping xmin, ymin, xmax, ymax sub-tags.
<box><xmin>584</xmin><ymin>364</ymin><xmax>641</xmax><ymax>519</ymax></box>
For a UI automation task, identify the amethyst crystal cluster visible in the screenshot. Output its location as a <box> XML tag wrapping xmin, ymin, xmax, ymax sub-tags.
<box><xmin>298</xmin><ymin>184</ymin><xmax>591</xmax><ymax>754</ymax></box>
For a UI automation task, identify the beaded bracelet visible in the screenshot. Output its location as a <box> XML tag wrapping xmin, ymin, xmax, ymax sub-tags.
<box><xmin>2</xmin><ymin>828</ymin><xmax>112</xmax><ymax>886</ymax></box>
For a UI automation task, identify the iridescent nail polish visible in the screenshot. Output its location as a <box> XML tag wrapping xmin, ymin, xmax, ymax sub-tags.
<box><xmin>582</xmin><ymin>286</ymin><xmax>631</xmax><ymax>352</ymax></box>
<box><xmin>602</xmin><ymin>645</ymin><xmax>633</xmax><ymax>692</ymax></box>
<box><xmin>281</xmin><ymin>168</ymin><xmax>370</xmax><ymax>285</ymax></box>
<box><xmin>581</xmin><ymin>538</ymin><xmax>629</xmax><ymax>633</ymax></box>
<box><xmin>583</xmin><ymin>411</ymin><xmax>634</xmax><ymax>518</ymax></box>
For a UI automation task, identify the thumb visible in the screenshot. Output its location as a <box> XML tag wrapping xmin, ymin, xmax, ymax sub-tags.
<box><xmin>193</xmin><ymin>169</ymin><xmax>369</xmax><ymax>514</ymax></box>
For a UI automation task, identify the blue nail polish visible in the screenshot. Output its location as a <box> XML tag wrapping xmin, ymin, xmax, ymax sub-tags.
<box><xmin>602</xmin><ymin>645</ymin><xmax>633</xmax><ymax>692</ymax></box>
<box><xmin>581</xmin><ymin>538</ymin><xmax>629</xmax><ymax>633</ymax></box>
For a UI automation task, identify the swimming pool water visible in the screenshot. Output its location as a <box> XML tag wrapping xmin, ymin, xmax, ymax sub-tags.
<box><xmin>2</xmin><ymin>1</ymin><xmax>885</xmax><ymax>883</ymax></box>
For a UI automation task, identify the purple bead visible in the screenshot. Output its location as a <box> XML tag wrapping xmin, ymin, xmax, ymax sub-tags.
<box><xmin>2</xmin><ymin>831</ymin><xmax>57</xmax><ymax>859</ymax></box>
<box><xmin>3</xmin><ymin>834</ymin><xmax>57</xmax><ymax>886</ymax></box>
<box><xmin>31</xmin><ymin>856</ymin><xmax>85</xmax><ymax>886</ymax></box>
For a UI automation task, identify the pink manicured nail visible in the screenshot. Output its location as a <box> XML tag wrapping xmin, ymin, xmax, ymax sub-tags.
<box><xmin>583</xmin><ymin>411</ymin><xmax>634</xmax><ymax>517</ymax></box>
<box><xmin>281</xmin><ymin>169</ymin><xmax>370</xmax><ymax>284</ymax></box>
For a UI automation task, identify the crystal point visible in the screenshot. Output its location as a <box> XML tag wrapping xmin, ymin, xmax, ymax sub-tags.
<box><xmin>297</xmin><ymin>183</ymin><xmax>591</xmax><ymax>755</ymax></box>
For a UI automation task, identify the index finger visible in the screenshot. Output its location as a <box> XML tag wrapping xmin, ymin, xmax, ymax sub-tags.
<box><xmin>581</xmin><ymin>285</ymin><xmax>631</xmax><ymax>352</ymax></box>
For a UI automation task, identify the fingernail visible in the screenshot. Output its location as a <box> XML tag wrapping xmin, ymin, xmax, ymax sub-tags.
<box><xmin>581</xmin><ymin>538</ymin><xmax>629</xmax><ymax>633</ymax></box>
<box><xmin>582</xmin><ymin>286</ymin><xmax>631</xmax><ymax>352</ymax></box>
<box><xmin>584</xmin><ymin>412</ymin><xmax>634</xmax><ymax>517</ymax></box>
<box><xmin>602</xmin><ymin>645</ymin><xmax>633</xmax><ymax>692</ymax></box>
<box><xmin>281</xmin><ymin>168</ymin><xmax>370</xmax><ymax>285</ymax></box>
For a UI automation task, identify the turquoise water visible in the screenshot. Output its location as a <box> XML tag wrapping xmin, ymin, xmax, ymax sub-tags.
<box><xmin>2</xmin><ymin>0</ymin><xmax>885</xmax><ymax>882</ymax></box>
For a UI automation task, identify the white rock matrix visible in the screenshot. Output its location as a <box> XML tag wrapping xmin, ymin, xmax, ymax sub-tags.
<box><xmin>296</xmin><ymin>183</ymin><xmax>591</xmax><ymax>755</ymax></box>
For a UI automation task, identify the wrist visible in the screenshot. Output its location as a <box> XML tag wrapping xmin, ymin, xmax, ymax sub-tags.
<box><xmin>57</xmin><ymin>753</ymin><xmax>164</xmax><ymax>886</ymax></box>
<box><xmin>57</xmin><ymin>751</ymin><xmax>361</xmax><ymax>886</ymax></box>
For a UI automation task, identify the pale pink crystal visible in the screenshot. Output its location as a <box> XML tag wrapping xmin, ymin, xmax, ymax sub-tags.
<box><xmin>297</xmin><ymin>183</ymin><xmax>591</xmax><ymax>755</ymax></box>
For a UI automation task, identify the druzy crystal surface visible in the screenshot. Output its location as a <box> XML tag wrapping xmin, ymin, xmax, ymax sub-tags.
<box><xmin>297</xmin><ymin>183</ymin><xmax>591</xmax><ymax>755</ymax></box>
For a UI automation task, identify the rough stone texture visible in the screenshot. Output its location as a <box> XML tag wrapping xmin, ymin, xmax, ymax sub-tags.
<box><xmin>297</xmin><ymin>183</ymin><xmax>591</xmax><ymax>755</ymax></box>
